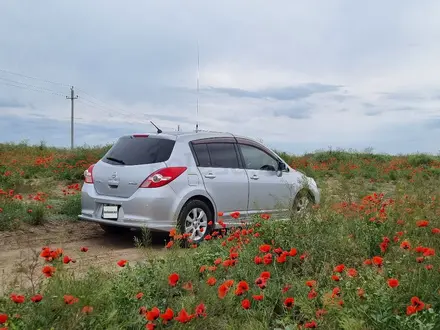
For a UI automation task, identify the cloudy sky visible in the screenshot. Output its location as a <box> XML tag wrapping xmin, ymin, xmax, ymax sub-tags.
<box><xmin>1</xmin><ymin>0</ymin><xmax>440</xmax><ymax>154</ymax></box>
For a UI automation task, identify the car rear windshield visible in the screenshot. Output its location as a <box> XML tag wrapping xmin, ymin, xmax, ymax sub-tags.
<box><xmin>102</xmin><ymin>136</ymin><xmax>175</xmax><ymax>166</ymax></box>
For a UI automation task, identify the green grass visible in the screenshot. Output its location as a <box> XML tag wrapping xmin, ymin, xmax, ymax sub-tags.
<box><xmin>0</xmin><ymin>143</ymin><xmax>440</xmax><ymax>329</ymax></box>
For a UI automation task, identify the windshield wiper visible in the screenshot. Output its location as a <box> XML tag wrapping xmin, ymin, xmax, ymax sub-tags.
<box><xmin>106</xmin><ymin>157</ymin><xmax>125</xmax><ymax>165</ymax></box>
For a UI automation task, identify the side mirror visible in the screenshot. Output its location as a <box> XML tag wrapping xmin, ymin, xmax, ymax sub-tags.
<box><xmin>276</xmin><ymin>161</ymin><xmax>286</xmax><ymax>177</ymax></box>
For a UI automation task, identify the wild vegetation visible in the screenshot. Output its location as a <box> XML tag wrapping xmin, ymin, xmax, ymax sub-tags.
<box><xmin>0</xmin><ymin>142</ymin><xmax>439</xmax><ymax>329</ymax></box>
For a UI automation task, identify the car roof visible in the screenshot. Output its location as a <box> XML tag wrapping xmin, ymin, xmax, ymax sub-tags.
<box><xmin>125</xmin><ymin>130</ymin><xmax>260</xmax><ymax>144</ymax></box>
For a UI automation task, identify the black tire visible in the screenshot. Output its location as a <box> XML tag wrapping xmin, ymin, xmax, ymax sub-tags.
<box><xmin>177</xmin><ymin>199</ymin><xmax>214</xmax><ymax>247</ymax></box>
<box><xmin>100</xmin><ymin>223</ymin><xmax>130</xmax><ymax>235</ymax></box>
<box><xmin>291</xmin><ymin>190</ymin><xmax>314</xmax><ymax>216</ymax></box>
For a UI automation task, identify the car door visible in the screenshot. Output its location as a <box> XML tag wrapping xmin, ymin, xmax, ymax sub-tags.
<box><xmin>237</xmin><ymin>141</ymin><xmax>294</xmax><ymax>217</ymax></box>
<box><xmin>191</xmin><ymin>139</ymin><xmax>249</xmax><ymax>224</ymax></box>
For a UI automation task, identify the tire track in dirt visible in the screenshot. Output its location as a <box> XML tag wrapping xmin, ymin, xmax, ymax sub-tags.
<box><xmin>0</xmin><ymin>221</ymin><xmax>169</xmax><ymax>293</ymax></box>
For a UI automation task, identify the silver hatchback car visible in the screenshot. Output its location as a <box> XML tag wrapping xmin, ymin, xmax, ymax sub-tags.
<box><xmin>78</xmin><ymin>131</ymin><xmax>320</xmax><ymax>242</ymax></box>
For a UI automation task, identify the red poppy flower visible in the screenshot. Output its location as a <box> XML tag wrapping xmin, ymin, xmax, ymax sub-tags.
<box><xmin>260</xmin><ymin>271</ymin><xmax>271</xmax><ymax>280</ymax></box>
<box><xmin>347</xmin><ymin>268</ymin><xmax>358</xmax><ymax>277</ymax></box>
<box><xmin>406</xmin><ymin>305</ymin><xmax>417</xmax><ymax>315</ymax></box>
<box><xmin>31</xmin><ymin>294</ymin><xmax>43</xmax><ymax>303</ymax></box>
<box><xmin>423</xmin><ymin>248</ymin><xmax>435</xmax><ymax>257</ymax></box>
<box><xmin>235</xmin><ymin>280</ymin><xmax>249</xmax><ymax>296</ymax></box>
<box><xmin>136</xmin><ymin>292</ymin><xmax>144</xmax><ymax>300</ymax></box>
<box><xmin>117</xmin><ymin>259</ymin><xmax>127</xmax><ymax>267</ymax></box>
<box><xmin>230</xmin><ymin>211</ymin><xmax>240</xmax><ymax>219</ymax></box>
<box><xmin>10</xmin><ymin>294</ymin><xmax>25</xmax><ymax>304</ymax></box>
<box><xmin>306</xmin><ymin>280</ymin><xmax>316</xmax><ymax>288</ymax></box>
<box><xmin>145</xmin><ymin>323</ymin><xmax>155</xmax><ymax>330</ymax></box>
<box><xmin>284</xmin><ymin>297</ymin><xmax>295</xmax><ymax>308</ymax></box>
<box><xmin>288</xmin><ymin>248</ymin><xmax>297</xmax><ymax>257</ymax></box>
<box><xmin>255</xmin><ymin>277</ymin><xmax>267</xmax><ymax>289</ymax></box>
<box><xmin>331</xmin><ymin>275</ymin><xmax>341</xmax><ymax>282</ymax></box>
<box><xmin>146</xmin><ymin>307</ymin><xmax>160</xmax><ymax>321</ymax></box>
<box><xmin>174</xmin><ymin>309</ymin><xmax>193</xmax><ymax>323</ymax></box>
<box><xmin>139</xmin><ymin>306</ymin><xmax>147</xmax><ymax>315</ymax></box>
<box><xmin>80</xmin><ymin>246</ymin><xmax>89</xmax><ymax>252</ymax></box>
<box><xmin>308</xmin><ymin>289</ymin><xmax>318</xmax><ymax>300</ymax></box>
<box><xmin>331</xmin><ymin>287</ymin><xmax>341</xmax><ymax>298</ymax></box>
<box><xmin>372</xmin><ymin>256</ymin><xmax>383</xmax><ymax>267</ymax></box>
<box><xmin>42</xmin><ymin>265</ymin><xmax>55</xmax><ymax>278</ymax></box>
<box><xmin>400</xmin><ymin>240</ymin><xmax>411</xmax><ymax>250</ymax></box>
<box><xmin>165</xmin><ymin>241</ymin><xmax>174</xmax><ymax>248</ymax></box>
<box><xmin>217</xmin><ymin>285</ymin><xmax>228</xmax><ymax>299</ymax></box>
<box><xmin>63</xmin><ymin>256</ymin><xmax>72</xmax><ymax>264</ymax></box>
<box><xmin>207</xmin><ymin>277</ymin><xmax>217</xmax><ymax>286</ymax></box>
<box><xmin>218</xmin><ymin>211</ymin><xmax>224</xmax><ymax>216</ymax></box>
<box><xmin>195</xmin><ymin>303</ymin><xmax>207</xmax><ymax>318</ymax></box>
<box><xmin>410</xmin><ymin>296</ymin><xmax>425</xmax><ymax>311</ymax></box>
<box><xmin>333</xmin><ymin>264</ymin><xmax>345</xmax><ymax>273</ymax></box>
<box><xmin>305</xmin><ymin>321</ymin><xmax>317</xmax><ymax>328</ymax></box>
<box><xmin>253</xmin><ymin>294</ymin><xmax>264</xmax><ymax>301</ymax></box>
<box><xmin>0</xmin><ymin>313</ymin><xmax>7</xmax><ymax>324</ymax></box>
<box><xmin>82</xmin><ymin>306</ymin><xmax>93</xmax><ymax>314</ymax></box>
<box><xmin>432</xmin><ymin>228</ymin><xmax>440</xmax><ymax>234</ymax></box>
<box><xmin>241</xmin><ymin>299</ymin><xmax>251</xmax><ymax>309</ymax></box>
<box><xmin>425</xmin><ymin>264</ymin><xmax>433</xmax><ymax>270</ymax></box>
<box><xmin>160</xmin><ymin>308</ymin><xmax>174</xmax><ymax>324</ymax></box>
<box><xmin>357</xmin><ymin>288</ymin><xmax>365</xmax><ymax>298</ymax></box>
<box><xmin>64</xmin><ymin>295</ymin><xmax>79</xmax><ymax>305</ymax></box>
<box><xmin>276</xmin><ymin>254</ymin><xmax>287</xmax><ymax>263</ymax></box>
<box><xmin>254</xmin><ymin>256</ymin><xmax>263</xmax><ymax>265</ymax></box>
<box><xmin>261</xmin><ymin>213</ymin><xmax>271</xmax><ymax>220</ymax></box>
<box><xmin>168</xmin><ymin>273</ymin><xmax>180</xmax><ymax>287</ymax></box>
<box><xmin>416</xmin><ymin>220</ymin><xmax>429</xmax><ymax>227</ymax></box>
<box><xmin>259</xmin><ymin>244</ymin><xmax>271</xmax><ymax>253</ymax></box>
<box><xmin>263</xmin><ymin>253</ymin><xmax>273</xmax><ymax>265</ymax></box>
<box><xmin>387</xmin><ymin>278</ymin><xmax>399</xmax><ymax>288</ymax></box>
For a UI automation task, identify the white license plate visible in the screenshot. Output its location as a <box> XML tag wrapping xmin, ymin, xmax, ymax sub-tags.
<box><xmin>102</xmin><ymin>205</ymin><xmax>119</xmax><ymax>219</ymax></box>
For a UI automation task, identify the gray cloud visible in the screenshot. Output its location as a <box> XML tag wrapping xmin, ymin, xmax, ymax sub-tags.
<box><xmin>203</xmin><ymin>83</ymin><xmax>341</xmax><ymax>101</ymax></box>
<box><xmin>272</xmin><ymin>103</ymin><xmax>313</xmax><ymax>119</ymax></box>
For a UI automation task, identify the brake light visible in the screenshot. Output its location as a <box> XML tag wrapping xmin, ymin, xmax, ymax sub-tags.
<box><xmin>140</xmin><ymin>167</ymin><xmax>187</xmax><ymax>188</ymax></box>
<box><xmin>132</xmin><ymin>134</ymin><xmax>149</xmax><ymax>138</ymax></box>
<box><xmin>84</xmin><ymin>164</ymin><xmax>95</xmax><ymax>184</ymax></box>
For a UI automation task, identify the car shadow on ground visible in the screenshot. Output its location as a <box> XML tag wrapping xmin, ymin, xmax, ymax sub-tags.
<box><xmin>96</xmin><ymin>229</ymin><xmax>170</xmax><ymax>250</ymax></box>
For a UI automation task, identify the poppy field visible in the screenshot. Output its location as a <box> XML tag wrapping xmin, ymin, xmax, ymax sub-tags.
<box><xmin>0</xmin><ymin>143</ymin><xmax>440</xmax><ymax>329</ymax></box>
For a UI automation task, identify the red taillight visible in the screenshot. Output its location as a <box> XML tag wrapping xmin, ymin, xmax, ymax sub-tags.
<box><xmin>140</xmin><ymin>167</ymin><xmax>187</xmax><ymax>188</ymax></box>
<box><xmin>84</xmin><ymin>164</ymin><xmax>95</xmax><ymax>184</ymax></box>
<box><xmin>132</xmin><ymin>134</ymin><xmax>149</xmax><ymax>138</ymax></box>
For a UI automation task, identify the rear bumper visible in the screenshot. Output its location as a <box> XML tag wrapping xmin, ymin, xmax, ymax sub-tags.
<box><xmin>78</xmin><ymin>183</ymin><xmax>177</xmax><ymax>232</ymax></box>
<box><xmin>78</xmin><ymin>214</ymin><xmax>174</xmax><ymax>232</ymax></box>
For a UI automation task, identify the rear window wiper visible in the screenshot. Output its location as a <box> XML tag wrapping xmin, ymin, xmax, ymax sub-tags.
<box><xmin>106</xmin><ymin>157</ymin><xmax>126</xmax><ymax>165</ymax></box>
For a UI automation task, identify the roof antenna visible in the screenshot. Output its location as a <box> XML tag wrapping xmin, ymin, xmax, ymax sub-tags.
<box><xmin>150</xmin><ymin>121</ymin><xmax>162</xmax><ymax>134</ymax></box>
<box><xmin>195</xmin><ymin>41</ymin><xmax>200</xmax><ymax>133</ymax></box>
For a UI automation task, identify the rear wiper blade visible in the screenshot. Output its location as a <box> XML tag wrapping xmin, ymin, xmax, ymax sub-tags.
<box><xmin>106</xmin><ymin>157</ymin><xmax>125</xmax><ymax>165</ymax></box>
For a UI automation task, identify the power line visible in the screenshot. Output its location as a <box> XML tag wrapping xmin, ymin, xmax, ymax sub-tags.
<box><xmin>0</xmin><ymin>76</ymin><xmax>65</xmax><ymax>95</ymax></box>
<box><xmin>0</xmin><ymin>68</ymin><xmax>70</xmax><ymax>87</ymax></box>
<box><xmin>0</xmin><ymin>81</ymin><xmax>65</xmax><ymax>97</ymax></box>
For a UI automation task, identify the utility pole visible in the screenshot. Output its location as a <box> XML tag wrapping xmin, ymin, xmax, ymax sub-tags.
<box><xmin>66</xmin><ymin>86</ymin><xmax>78</xmax><ymax>149</ymax></box>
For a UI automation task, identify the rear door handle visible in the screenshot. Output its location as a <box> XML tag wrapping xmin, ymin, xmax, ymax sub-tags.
<box><xmin>204</xmin><ymin>173</ymin><xmax>216</xmax><ymax>179</ymax></box>
<box><xmin>250</xmin><ymin>174</ymin><xmax>259</xmax><ymax>180</ymax></box>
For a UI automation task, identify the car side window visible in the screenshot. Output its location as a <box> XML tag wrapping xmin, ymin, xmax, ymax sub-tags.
<box><xmin>206</xmin><ymin>143</ymin><xmax>240</xmax><ymax>168</ymax></box>
<box><xmin>239</xmin><ymin>144</ymin><xmax>279</xmax><ymax>171</ymax></box>
<box><xmin>192</xmin><ymin>143</ymin><xmax>211</xmax><ymax>167</ymax></box>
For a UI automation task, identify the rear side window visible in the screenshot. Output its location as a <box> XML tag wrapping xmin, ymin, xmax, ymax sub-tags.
<box><xmin>192</xmin><ymin>144</ymin><xmax>211</xmax><ymax>167</ymax></box>
<box><xmin>102</xmin><ymin>136</ymin><xmax>175</xmax><ymax>166</ymax></box>
<box><xmin>207</xmin><ymin>143</ymin><xmax>240</xmax><ymax>168</ymax></box>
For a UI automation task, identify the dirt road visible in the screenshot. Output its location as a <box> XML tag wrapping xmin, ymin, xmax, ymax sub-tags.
<box><xmin>0</xmin><ymin>221</ymin><xmax>168</xmax><ymax>293</ymax></box>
